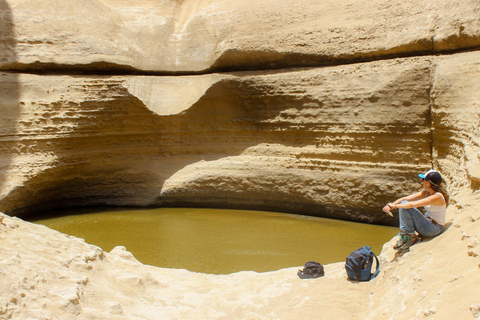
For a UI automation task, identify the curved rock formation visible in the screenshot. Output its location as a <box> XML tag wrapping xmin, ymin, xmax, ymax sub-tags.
<box><xmin>1</xmin><ymin>0</ymin><xmax>480</xmax><ymax>224</ymax></box>
<box><xmin>1</xmin><ymin>58</ymin><xmax>434</xmax><ymax>223</ymax></box>
<box><xmin>1</xmin><ymin>0</ymin><xmax>480</xmax><ymax>318</ymax></box>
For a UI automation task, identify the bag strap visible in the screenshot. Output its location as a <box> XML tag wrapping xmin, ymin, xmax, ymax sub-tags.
<box><xmin>370</xmin><ymin>252</ymin><xmax>380</xmax><ymax>279</ymax></box>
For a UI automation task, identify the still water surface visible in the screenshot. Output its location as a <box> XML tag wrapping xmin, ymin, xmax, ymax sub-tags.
<box><xmin>30</xmin><ymin>207</ymin><xmax>398</xmax><ymax>274</ymax></box>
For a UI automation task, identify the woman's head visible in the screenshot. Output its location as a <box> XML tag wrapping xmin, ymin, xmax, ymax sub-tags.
<box><xmin>418</xmin><ymin>169</ymin><xmax>449</xmax><ymax>205</ymax></box>
<box><xmin>425</xmin><ymin>170</ymin><xmax>442</xmax><ymax>184</ymax></box>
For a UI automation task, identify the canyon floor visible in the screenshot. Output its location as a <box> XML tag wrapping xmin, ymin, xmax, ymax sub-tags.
<box><xmin>1</xmin><ymin>186</ymin><xmax>480</xmax><ymax>320</ymax></box>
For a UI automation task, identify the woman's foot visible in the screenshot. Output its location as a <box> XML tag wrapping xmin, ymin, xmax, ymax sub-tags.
<box><xmin>398</xmin><ymin>234</ymin><xmax>420</xmax><ymax>251</ymax></box>
<box><xmin>393</xmin><ymin>232</ymin><xmax>408</xmax><ymax>249</ymax></box>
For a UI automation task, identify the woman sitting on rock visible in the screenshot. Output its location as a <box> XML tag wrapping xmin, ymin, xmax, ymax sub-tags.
<box><xmin>382</xmin><ymin>169</ymin><xmax>449</xmax><ymax>252</ymax></box>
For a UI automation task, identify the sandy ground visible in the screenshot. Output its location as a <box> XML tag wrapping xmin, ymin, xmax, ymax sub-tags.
<box><xmin>1</xmin><ymin>187</ymin><xmax>479</xmax><ymax>320</ymax></box>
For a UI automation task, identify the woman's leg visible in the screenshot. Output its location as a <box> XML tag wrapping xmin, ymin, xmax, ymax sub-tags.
<box><xmin>398</xmin><ymin>201</ymin><xmax>421</xmax><ymax>235</ymax></box>
<box><xmin>411</xmin><ymin>214</ymin><xmax>443</xmax><ymax>238</ymax></box>
<box><xmin>398</xmin><ymin>201</ymin><xmax>443</xmax><ymax>238</ymax></box>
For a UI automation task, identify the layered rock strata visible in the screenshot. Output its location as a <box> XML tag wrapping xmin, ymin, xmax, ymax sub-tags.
<box><xmin>1</xmin><ymin>0</ymin><xmax>480</xmax><ymax>73</ymax></box>
<box><xmin>1</xmin><ymin>0</ymin><xmax>480</xmax><ymax>319</ymax></box>
<box><xmin>1</xmin><ymin>57</ymin><xmax>434</xmax><ymax>223</ymax></box>
<box><xmin>1</xmin><ymin>0</ymin><xmax>480</xmax><ymax>224</ymax></box>
<box><xmin>432</xmin><ymin>52</ymin><xmax>480</xmax><ymax>193</ymax></box>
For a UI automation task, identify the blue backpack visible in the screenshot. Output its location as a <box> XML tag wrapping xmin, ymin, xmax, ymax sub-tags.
<box><xmin>345</xmin><ymin>246</ymin><xmax>380</xmax><ymax>281</ymax></box>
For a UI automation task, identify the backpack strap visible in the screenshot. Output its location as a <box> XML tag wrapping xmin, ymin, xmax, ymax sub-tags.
<box><xmin>370</xmin><ymin>252</ymin><xmax>380</xmax><ymax>279</ymax></box>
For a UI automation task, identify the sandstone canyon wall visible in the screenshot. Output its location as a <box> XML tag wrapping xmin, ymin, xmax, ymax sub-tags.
<box><xmin>1</xmin><ymin>0</ymin><xmax>480</xmax><ymax>225</ymax></box>
<box><xmin>2</xmin><ymin>0</ymin><xmax>480</xmax><ymax>319</ymax></box>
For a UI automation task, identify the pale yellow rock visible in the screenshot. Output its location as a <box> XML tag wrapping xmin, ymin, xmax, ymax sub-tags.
<box><xmin>122</xmin><ymin>75</ymin><xmax>222</xmax><ymax>115</ymax></box>
<box><xmin>1</xmin><ymin>51</ymin><xmax>480</xmax><ymax>222</ymax></box>
<box><xmin>1</xmin><ymin>0</ymin><xmax>480</xmax><ymax>318</ymax></box>
<box><xmin>1</xmin><ymin>0</ymin><xmax>480</xmax><ymax>72</ymax></box>
<box><xmin>432</xmin><ymin>51</ymin><xmax>480</xmax><ymax>193</ymax></box>
<box><xmin>0</xmin><ymin>56</ymin><xmax>435</xmax><ymax>222</ymax></box>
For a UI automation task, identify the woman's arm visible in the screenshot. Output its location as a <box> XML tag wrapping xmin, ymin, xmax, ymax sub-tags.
<box><xmin>383</xmin><ymin>190</ymin><xmax>427</xmax><ymax>214</ymax></box>
<box><xmin>391</xmin><ymin>190</ymin><xmax>427</xmax><ymax>205</ymax></box>
<box><xmin>390</xmin><ymin>193</ymin><xmax>444</xmax><ymax>210</ymax></box>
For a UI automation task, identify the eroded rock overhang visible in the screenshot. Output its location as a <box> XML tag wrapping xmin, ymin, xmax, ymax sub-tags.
<box><xmin>0</xmin><ymin>0</ymin><xmax>479</xmax><ymax>225</ymax></box>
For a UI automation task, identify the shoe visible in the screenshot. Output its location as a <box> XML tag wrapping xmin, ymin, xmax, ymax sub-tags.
<box><xmin>393</xmin><ymin>232</ymin><xmax>408</xmax><ymax>249</ymax></box>
<box><xmin>398</xmin><ymin>234</ymin><xmax>420</xmax><ymax>251</ymax></box>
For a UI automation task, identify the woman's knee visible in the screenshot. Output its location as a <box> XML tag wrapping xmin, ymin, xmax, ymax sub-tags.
<box><xmin>398</xmin><ymin>200</ymin><xmax>409</xmax><ymax>215</ymax></box>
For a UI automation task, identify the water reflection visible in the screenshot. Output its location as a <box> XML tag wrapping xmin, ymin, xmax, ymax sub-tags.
<box><xmin>30</xmin><ymin>207</ymin><xmax>398</xmax><ymax>274</ymax></box>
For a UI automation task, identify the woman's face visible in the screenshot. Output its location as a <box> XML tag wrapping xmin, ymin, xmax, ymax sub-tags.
<box><xmin>423</xmin><ymin>179</ymin><xmax>430</xmax><ymax>189</ymax></box>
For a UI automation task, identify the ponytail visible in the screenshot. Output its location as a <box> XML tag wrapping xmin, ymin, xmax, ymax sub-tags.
<box><xmin>429</xmin><ymin>181</ymin><xmax>450</xmax><ymax>207</ymax></box>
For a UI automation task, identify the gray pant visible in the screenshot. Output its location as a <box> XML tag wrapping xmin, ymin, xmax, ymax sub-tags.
<box><xmin>399</xmin><ymin>200</ymin><xmax>444</xmax><ymax>237</ymax></box>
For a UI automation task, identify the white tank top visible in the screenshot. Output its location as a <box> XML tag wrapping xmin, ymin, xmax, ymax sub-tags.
<box><xmin>424</xmin><ymin>192</ymin><xmax>446</xmax><ymax>225</ymax></box>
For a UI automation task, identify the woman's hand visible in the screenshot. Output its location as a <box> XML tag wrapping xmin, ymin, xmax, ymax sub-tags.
<box><xmin>383</xmin><ymin>203</ymin><xmax>395</xmax><ymax>212</ymax></box>
<box><xmin>383</xmin><ymin>204</ymin><xmax>394</xmax><ymax>217</ymax></box>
